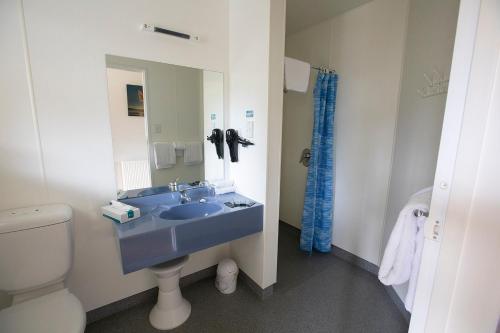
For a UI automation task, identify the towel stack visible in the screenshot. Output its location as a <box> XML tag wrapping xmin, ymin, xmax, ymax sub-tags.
<box><xmin>153</xmin><ymin>142</ymin><xmax>204</xmax><ymax>169</ymax></box>
<box><xmin>211</xmin><ymin>179</ymin><xmax>236</xmax><ymax>195</ymax></box>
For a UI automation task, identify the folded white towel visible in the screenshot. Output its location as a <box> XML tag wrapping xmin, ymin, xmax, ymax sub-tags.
<box><xmin>215</xmin><ymin>186</ymin><xmax>236</xmax><ymax>195</ymax></box>
<box><xmin>284</xmin><ymin>57</ymin><xmax>310</xmax><ymax>93</ymax></box>
<box><xmin>211</xmin><ymin>179</ymin><xmax>234</xmax><ymax>188</ymax></box>
<box><xmin>153</xmin><ymin>142</ymin><xmax>176</xmax><ymax>169</ymax></box>
<box><xmin>183</xmin><ymin>142</ymin><xmax>203</xmax><ymax>165</ymax></box>
<box><xmin>378</xmin><ymin>186</ymin><xmax>432</xmax><ymax>312</ymax></box>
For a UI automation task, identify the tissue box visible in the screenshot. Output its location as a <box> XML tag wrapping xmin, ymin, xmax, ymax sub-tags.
<box><xmin>102</xmin><ymin>201</ymin><xmax>140</xmax><ymax>223</ymax></box>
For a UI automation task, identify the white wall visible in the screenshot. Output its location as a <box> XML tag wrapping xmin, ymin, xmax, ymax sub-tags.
<box><xmin>1</xmin><ymin>0</ymin><xmax>230</xmax><ymax>311</ymax></box>
<box><xmin>383</xmin><ymin>0</ymin><xmax>459</xmax><ymax>302</ymax></box>
<box><xmin>0</xmin><ymin>0</ymin><xmax>46</xmax><ymax>211</ymax></box>
<box><xmin>281</xmin><ymin>0</ymin><xmax>409</xmax><ymax>265</ymax></box>
<box><xmin>0</xmin><ymin>0</ymin><xmax>48</xmax><ymax>309</ymax></box>
<box><xmin>228</xmin><ymin>0</ymin><xmax>285</xmax><ymax>288</ymax></box>
<box><xmin>106</xmin><ymin>68</ymin><xmax>148</xmax><ymax>190</ymax></box>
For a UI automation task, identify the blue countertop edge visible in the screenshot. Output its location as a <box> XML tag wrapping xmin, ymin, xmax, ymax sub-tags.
<box><xmin>111</xmin><ymin>192</ymin><xmax>264</xmax><ymax>274</ymax></box>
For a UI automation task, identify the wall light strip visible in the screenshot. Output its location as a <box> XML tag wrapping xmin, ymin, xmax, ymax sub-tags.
<box><xmin>142</xmin><ymin>24</ymin><xmax>199</xmax><ymax>41</ymax></box>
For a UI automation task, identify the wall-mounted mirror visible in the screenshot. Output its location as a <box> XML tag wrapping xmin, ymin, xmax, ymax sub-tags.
<box><xmin>105</xmin><ymin>55</ymin><xmax>224</xmax><ymax>197</ymax></box>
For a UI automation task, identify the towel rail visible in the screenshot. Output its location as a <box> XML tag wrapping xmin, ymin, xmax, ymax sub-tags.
<box><xmin>312</xmin><ymin>66</ymin><xmax>336</xmax><ymax>74</ymax></box>
<box><xmin>413</xmin><ymin>209</ymin><xmax>429</xmax><ymax>218</ymax></box>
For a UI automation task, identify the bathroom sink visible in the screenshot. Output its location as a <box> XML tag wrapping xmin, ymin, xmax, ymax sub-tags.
<box><xmin>159</xmin><ymin>202</ymin><xmax>223</xmax><ymax>220</ymax></box>
<box><xmin>114</xmin><ymin>192</ymin><xmax>263</xmax><ymax>273</ymax></box>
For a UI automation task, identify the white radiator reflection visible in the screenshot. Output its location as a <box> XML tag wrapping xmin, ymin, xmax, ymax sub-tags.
<box><xmin>120</xmin><ymin>160</ymin><xmax>151</xmax><ymax>191</ymax></box>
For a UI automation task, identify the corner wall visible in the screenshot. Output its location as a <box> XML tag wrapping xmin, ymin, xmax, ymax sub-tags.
<box><xmin>228</xmin><ymin>0</ymin><xmax>285</xmax><ymax>288</ymax></box>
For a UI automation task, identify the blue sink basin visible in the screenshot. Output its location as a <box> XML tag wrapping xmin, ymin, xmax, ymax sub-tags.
<box><xmin>159</xmin><ymin>202</ymin><xmax>223</xmax><ymax>220</ymax></box>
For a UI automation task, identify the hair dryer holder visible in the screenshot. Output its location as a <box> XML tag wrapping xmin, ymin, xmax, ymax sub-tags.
<box><xmin>225</xmin><ymin>129</ymin><xmax>254</xmax><ymax>162</ymax></box>
<box><xmin>207</xmin><ymin>128</ymin><xmax>224</xmax><ymax>159</ymax></box>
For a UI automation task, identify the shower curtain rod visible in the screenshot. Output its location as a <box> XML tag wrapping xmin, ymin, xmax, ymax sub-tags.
<box><xmin>283</xmin><ymin>64</ymin><xmax>336</xmax><ymax>93</ymax></box>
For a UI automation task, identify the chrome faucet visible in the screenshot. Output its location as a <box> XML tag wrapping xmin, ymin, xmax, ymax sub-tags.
<box><xmin>174</xmin><ymin>180</ymin><xmax>212</xmax><ymax>204</ymax></box>
<box><xmin>179</xmin><ymin>189</ymin><xmax>192</xmax><ymax>204</ymax></box>
<box><xmin>168</xmin><ymin>177</ymin><xmax>180</xmax><ymax>192</ymax></box>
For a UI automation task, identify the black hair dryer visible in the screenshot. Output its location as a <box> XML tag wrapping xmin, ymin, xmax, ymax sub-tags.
<box><xmin>206</xmin><ymin>128</ymin><xmax>224</xmax><ymax>159</ymax></box>
<box><xmin>226</xmin><ymin>129</ymin><xmax>254</xmax><ymax>162</ymax></box>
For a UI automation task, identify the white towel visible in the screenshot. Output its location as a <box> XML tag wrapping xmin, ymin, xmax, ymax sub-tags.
<box><xmin>378</xmin><ymin>187</ymin><xmax>432</xmax><ymax>311</ymax></box>
<box><xmin>153</xmin><ymin>142</ymin><xmax>176</xmax><ymax>169</ymax></box>
<box><xmin>215</xmin><ymin>186</ymin><xmax>236</xmax><ymax>195</ymax></box>
<box><xmin>183</xmin><ymin>142</ymin><xmax>203</xmax><ymax>165</ymax></box>
<box><xmin>284</xmin><ymin>57</ymin><xmax>310</xmax><ymax>93</ymax></box>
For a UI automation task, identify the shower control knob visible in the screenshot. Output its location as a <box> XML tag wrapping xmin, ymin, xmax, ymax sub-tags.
<box><xmin>299</xmin><ymin>148</ymin><xmax>311</xmax><ymax>167</ymax></box>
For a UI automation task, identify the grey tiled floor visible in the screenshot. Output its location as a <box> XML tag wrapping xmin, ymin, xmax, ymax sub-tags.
<box><xmin>85</xmin><ymin>224</ymin><xmax>408</xmax><ymax>333</ymax></box>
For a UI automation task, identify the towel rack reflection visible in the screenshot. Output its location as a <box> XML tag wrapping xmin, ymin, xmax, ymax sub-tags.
<box><xmin>413</xmin><ymin>209</ymin><xmax>429</xmax><ymax>218</ymax></box>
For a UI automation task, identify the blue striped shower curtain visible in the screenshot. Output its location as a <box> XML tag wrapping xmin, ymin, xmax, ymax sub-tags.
<box><xmin>300</xmin><ymin>71</ymin><xmax>338</xmax><ymax>253</ymax></box>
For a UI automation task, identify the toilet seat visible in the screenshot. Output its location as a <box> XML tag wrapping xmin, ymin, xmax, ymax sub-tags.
<box><xmin>0</xmin><ymin>288</ymin><xmax>85</xmax><ymax>333</ymax></box>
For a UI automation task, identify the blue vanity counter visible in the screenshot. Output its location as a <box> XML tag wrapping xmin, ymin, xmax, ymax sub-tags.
<box><xmin>113</xmin><ymin>192</ymin><xmax>263</xmax><ymax>274</ymax></box>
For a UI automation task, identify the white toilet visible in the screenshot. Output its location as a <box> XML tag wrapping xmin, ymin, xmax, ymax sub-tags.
<box><xmin>0</xmin><ymin>204</ymin><xmax>86</xmax><ymax>333</ymax></box>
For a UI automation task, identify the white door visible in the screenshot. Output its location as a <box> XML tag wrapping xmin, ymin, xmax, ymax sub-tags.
<box><xmin>409</xmin><ymin>0</ymin><xmax>500</xmax><ymax>331</ymax></box>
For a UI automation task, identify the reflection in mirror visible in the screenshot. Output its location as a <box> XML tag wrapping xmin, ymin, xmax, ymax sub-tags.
<box><xmin>105</xmin><ymin>55</ymin><xmax>224</xmax><ymax>198</ymax></box>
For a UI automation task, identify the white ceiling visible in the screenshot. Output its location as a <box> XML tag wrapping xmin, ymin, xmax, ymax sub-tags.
<box><xmin>286</xmin><ymin>0</ymin><xmax>373</xmax><ymax>35</ymax></box>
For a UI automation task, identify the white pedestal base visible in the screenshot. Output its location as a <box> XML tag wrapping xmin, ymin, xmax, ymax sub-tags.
<box><xmin>149</xmin><ymin>256</ymin><xmax>191</xmax><ymax>330</ymax></box>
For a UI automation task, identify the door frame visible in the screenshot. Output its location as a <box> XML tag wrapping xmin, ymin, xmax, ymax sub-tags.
<box><xmin>409</xmin><ymin>0</ymin><xmax>485</xmax><ymax>331</ymax></box>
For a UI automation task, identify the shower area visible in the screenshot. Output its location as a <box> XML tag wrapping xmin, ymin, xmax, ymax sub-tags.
<box><xmin>279</xmin><ymin>0</ymin><xmax>459</xmax><ymax>318</ymax></box>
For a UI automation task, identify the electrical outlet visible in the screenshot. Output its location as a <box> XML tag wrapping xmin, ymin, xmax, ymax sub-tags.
<box><xmin>245</xmin><ymin>110</ymin><xmax>254</xmax><ymax>139</ymax></box>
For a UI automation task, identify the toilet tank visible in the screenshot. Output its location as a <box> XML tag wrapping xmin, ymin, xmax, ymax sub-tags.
<box><xmin>0</xmin><ymin>204</ymin><xmax>73</xmax><ymax>293</ymax></box>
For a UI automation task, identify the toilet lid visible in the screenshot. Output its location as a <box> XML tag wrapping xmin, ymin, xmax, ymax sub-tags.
<box><xmin>0</xmin><ymin>289</ymin><xmax>85</xmax><ymax>333</ymax></box>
